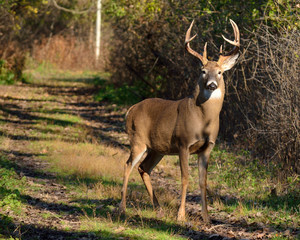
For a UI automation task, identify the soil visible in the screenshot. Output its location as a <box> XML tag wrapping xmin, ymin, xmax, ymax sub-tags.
<box><xmin>0</xmin><ymin>79</ymin><xmax>295</xmax><ymax>239</ymax></box>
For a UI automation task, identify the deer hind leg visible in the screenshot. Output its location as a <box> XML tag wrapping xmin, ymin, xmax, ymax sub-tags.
<box><xmin>138</xmin><ymin>150</ymin><xmax>163</xmax><ymax>209</ymax></box>
<box><xmin>119</xmin><ymin>145</ymin><xmax>147</xmax><ymax>212</ymax></box>
<box><xmin>198</xmin><ymin>142</ymin><xmax>214</xmax><ymax>223</ymax></box>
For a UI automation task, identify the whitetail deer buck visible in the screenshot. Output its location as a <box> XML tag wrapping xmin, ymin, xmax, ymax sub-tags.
<box><xmin>119</xmin><ymin>19</ymin><xmax>240</xmax><ymax>223</ymax></box>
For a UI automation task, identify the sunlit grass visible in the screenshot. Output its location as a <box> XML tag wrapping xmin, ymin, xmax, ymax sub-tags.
<box><xmin>201</xmin><ymin>146</ymin><xmax>299</xmax><ymax>229</ymax></box>
<box><xmin>79</xmin><ymin>211</ymin><xmax>187</xmax><ymax>240</ymax></box>
<box><xmin>151</xmin><ymin>146</ymin><xmax>300</xmax><ymax>230</ymax></box>
<box><xmin>28</xmin><ymin>139</ymin><xmax>188</xmax><ymax>238</ymax></box>
<box><xmin>34</xmin><ymin>141</ymin><xmax>132</xmax><ymax>182</ymax></box>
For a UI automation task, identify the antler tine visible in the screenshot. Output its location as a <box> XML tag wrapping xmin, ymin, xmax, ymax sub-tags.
<box><xmin>203</xmin><ymin>42</ymin><xmax>207</xmax><ymax>61</ymax></box>
<box><xmin>185</xmin><ymin>20</ymin><xmax>208</xmax><ymax>65</ymax></box>
<box><xmin>185</xmin><ymin>20</ymin><xmax>197</xmax><ymax>43</ymax></box>
<box><xmin>221</xmin><ymin>19</ymin><xmax>240</xmax><ymax>47</ymax></box>
<box><xmin>218</xmin><ymin>19</ymin><xmax>240</xmax><ymax>64</ymax></box>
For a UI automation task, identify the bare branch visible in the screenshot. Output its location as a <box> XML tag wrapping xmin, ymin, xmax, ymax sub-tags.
<box><xmin>50</xmin><ymin>0</ymin><xmax>95</xmax><ymax>14</ymax></box>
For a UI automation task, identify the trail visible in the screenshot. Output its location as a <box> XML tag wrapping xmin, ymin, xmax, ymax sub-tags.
<box><xmin>0</xmin><ymin>76</ymin><xmax>284</xmax><ymax>239</ymax></box>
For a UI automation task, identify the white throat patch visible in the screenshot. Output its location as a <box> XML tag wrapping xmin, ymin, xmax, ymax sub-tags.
<box><xmin>204</xmin><ymin>88</ymin><xmax>222</xmax><ymax>100</ymax></box>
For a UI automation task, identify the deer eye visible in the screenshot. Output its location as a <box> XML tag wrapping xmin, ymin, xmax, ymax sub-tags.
<box><xmin>218</xmin><ymin>71</ymin><xmax>222</xmax><ymax>75</ymax></box>
<box><xmin>202</xmin><ymin>70</ymin><xmax>207</xmax><ymax>75</ymax></box>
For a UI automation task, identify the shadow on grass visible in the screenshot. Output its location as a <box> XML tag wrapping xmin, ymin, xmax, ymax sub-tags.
<box><xmin>214</xmin><ymin>191</ymin><xmax>300</xmax><ymax>216</ymax></box>
<box><xmin>0</xmin><ymin>103</ymin><xmax>128</xmax><ymax>149</ymax></box>
<box><xmin>9</xmin><ymin>193</ymin><xmax>211</xmax><ymax>240</ymax></box>
<box><xmin>0</xmin><ymin>103</ymin><xmax>78</xmax><ymax>127</ymax></box>
<box><xmin>0</xmin><ymin>212</ymin><xmax>206</xmax><ymax>240</ymax></box>
<box><xmin>187</xmin><ymin>189</ymin><xmax>299</xmax><ymax>231</ymax></box>
<box><xmin>49</xmin><ymin>76</ymin><xmax>102</xmax><ymax>84</ymax></box>
<box><xmin>0</xmin><ymin>85</ymin><xmax>129</xmax><ymax>149</ymax></box>
<box><xmin>2</xmin><ymin>78</ymin><xmax>298</xmax><ymax>238</ymax></box>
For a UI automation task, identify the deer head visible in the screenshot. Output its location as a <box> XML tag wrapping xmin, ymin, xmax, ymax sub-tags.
<box><xmin>185</xmin><ymin>19</ymin><xmax>240</xmax><ymax>92</ymax></box>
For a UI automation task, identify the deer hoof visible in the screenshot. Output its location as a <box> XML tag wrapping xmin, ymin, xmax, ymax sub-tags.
<box><xmin>202</xmin><ymin>214</ymin><xmax>210</xmax><ymax>223</ymax></box>
<box><xmin>116</xmin><ymin>203</ymin><xmax>126</xmax><ymax>215</ymax></box>
<box><xmin>177</xmin><ymin>212</ymin><xmax>186</xmax><ymax>222</ymax></box>
<box><xmin>156</xmin><ymin>208</ymin><xmax>165</xmax><ymax>219</ymax></box>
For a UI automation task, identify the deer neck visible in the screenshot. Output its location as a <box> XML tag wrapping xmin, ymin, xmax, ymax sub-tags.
<box><xmin>193</xmin><ymin>79</ymin><xmax>225</xmax><ymax>117</ymax></box>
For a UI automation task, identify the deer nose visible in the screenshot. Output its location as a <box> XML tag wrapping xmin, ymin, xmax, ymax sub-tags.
<box><xmin>206</xmin><ymin>80</ymin><xmax>218</xmax><ymax>91</ymax></box>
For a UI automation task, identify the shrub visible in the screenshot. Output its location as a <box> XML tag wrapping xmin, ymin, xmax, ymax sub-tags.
<box><xmin>104</xmin><ymin>0</ymin><xmax>300</xmax><ymax>176</ymax></box>
<box><xmin>0</xmin><ymin>60</ymin><xmax>15</xmax><ymax>85</ymax></box>
<box><xmin>237</xmin><ymin>24</ymin><xmax>299</xmax><ymax>174</ymax></box>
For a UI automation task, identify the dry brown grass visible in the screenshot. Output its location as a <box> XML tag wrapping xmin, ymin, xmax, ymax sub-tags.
<box><xmin>46</xmin><ymin>140</ymin><xmax>183</xmax><ymax>217</ymax></box>
<box><xmin>46</xmin><ymin>140</ymin><xmax>141</xmax><ymax>183</ymax></box>
<box><xmin>32</xmin><ymin>35</ymin><xmax>101</xmax><ymax>70</ymax></box>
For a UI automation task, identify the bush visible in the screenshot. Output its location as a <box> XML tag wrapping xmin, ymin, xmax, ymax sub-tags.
<box><xmin>94</xmin><ymin>81</ymin><xmax>146</xmax><ymax>105</ymax></box>
<box><xmin>235</xmin><ymin>24</ymin><xmax>299</xmax><ymax>174</ymax></box>
<box><xmin>104</xmin><ymin>0</ymin><xmax>300</xmax><ymax>176</ymax></box>
<box><xmin>0</xmin><ymin>60</ymin><xmax>15</xmax><ymax>85</ymax></box>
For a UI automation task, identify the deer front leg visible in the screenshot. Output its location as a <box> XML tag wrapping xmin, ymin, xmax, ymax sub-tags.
<box><xmin>198</xmin><ymin>142</ymin><xmax>214</xmax><ymax>223</ymax></box>
<box><xmin>177</xmin><ymin>147</ymin><xmax>189</xmax><ymax>222</ymax></box>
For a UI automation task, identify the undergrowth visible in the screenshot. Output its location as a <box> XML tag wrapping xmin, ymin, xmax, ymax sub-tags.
<box><xmin>0</xmin><ymin>156</ymin><xmax>27</xmax><ymax>215</ymax></box>
<box><xmin>0</xmin><ymin>155</ymin><xmax>26</xmax><ymax>239</ymax></box>
<box><xmin>0</xmin><ymin>59</ymin><xmax>32</xmax><ymax>85</ymax></box>
<box><xmin>206</xmin><ymin>147</ymin><xmax>299</xmax><ymax>230</ymax></box>
<box><xmin>93</xmin><ymin>76</ymin><xmax>154</xmax><ymax>105</ymax></box>
<box><xmin>0</xmin><ymin>60</ymin><xmax>15</xmax><ymax>85</ymax></box>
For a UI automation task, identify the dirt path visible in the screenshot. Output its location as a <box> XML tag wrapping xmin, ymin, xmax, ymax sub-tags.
<box><xmin>0</xmin><ymin>78</ymin><xmax>287</xmax><ymax>239</ymax></box>
<box><xmin>0</xmin><ymin>78</ymin><xmax>128</xmax><ymax>239</ymax></box>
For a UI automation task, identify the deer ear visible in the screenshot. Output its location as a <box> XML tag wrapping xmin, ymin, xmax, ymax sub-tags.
<box><xmin>221</xmin><ymin>53</ymin><xmax>239</xmax><ymax>71</ymax></box>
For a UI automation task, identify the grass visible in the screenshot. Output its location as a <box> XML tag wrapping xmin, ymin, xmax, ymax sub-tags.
<box><xmin>24</xmin><ymin>59</ymin><xmax>109</xmax><ymax>87</ymax></box>
<box><xmin>0</xmin><ymin>157</ymin><xmax>27</xmax><ymax>215</ymax></box>
<box><xmin>31</xmin><ymin>136</ymin><xmax>299</xmax><ymax>236</ymax></box>
<box><xmin>201</xmin><ymin>147</ymin><xmax>299</xmax><ymax>230</ymax></box>
<box><xmin>79</xmin><ymin>217</ymin><xmax>187</xmax><ymax>240</ymax></box>
<box><xmin>0</xmin><ymin>67</ymin><xmax>299</xmax><ymax>239</ymax></box>
<box><xmin>0</xmin><ymin>156</ymin><xmax>27</xmax><ymax>239</ymax></box>
<box><xmin>27</xmin><ymin>139</ymin><xmax>187</xmax><ymax>239</ymax></box>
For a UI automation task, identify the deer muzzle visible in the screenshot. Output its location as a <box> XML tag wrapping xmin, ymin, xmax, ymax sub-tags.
<box><xmin>206</xmin><ymin>80</ymin><xmax>218</xmax><ymax>91</ymax></box>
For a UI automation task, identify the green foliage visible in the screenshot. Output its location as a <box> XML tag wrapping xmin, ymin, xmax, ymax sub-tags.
<box><xmin>209</xmin><ymin>148</ymin><xmax>271</xmax><ymax>196</ymax></box>
<box><xmin>0</xmin><ymin>59</ymin><xmax>34</xmax><ymax>84</ymax></box>
<box><xmin>104</xmin><ymin>0</ymin><xmax>161</xmax><ymax>22</ymax></box>
<box><xmin>0</xmin><ymin>60</ymin><xmax>15</xmax><ymax>85</ymax></box>
<box><xmin>94</xmin><ymin>77</ymin><xmax>151</xmax><ymax>105</ymax></box>
<box><xmin>0</xmin><ymin>156</ymin><xmax>27</xmax><ymax>215</ymax></box>
<box><xmin>104</xmin><ymin>0</ymin><xmax>299</xmax><ymax>177</ymax></box>
<box><xmin>264</xmin><ymin>0</ymin><xmax>299</xmax><ymax>30</ymax></box>
<box><xmin>94</xmin><ymin>83</ymin><xmax>142</xmax><ymax>105</ymax></box>
<box><xmin>203</xmin><ymin>146</ymin><xmax>300</xmax><ymax>230</ymax></box>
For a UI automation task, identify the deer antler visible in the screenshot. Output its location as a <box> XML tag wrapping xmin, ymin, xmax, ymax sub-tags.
<box><xmin>185</xmin><ymin>20</ymin><xmax>208</xmax><ymax>65</ymax></box>
<box><xmin>217</xmin><ymin>19</ymin><xmax>240</xmax><ymax>65</ymax></box>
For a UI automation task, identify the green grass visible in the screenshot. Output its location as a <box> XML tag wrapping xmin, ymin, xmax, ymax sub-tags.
<box><xmin>0</xmin><ymin>60</ymin><xmax>15</xmax><ymax>85</ymax></box>
<box><xmin>199</xmin><ymin>146</ymin><xmax>299</xmax><ymax>230</ymax></box>
<box><xmin>94</xmin><ymin>82</ymin><xmax>144</xmax><ymax>105</ymax></box>
<box><xmin>0</xmin><ymin>156</ymin><xmax>27</xmax><ymax>215</ymax></box>
<box><xmin>25</xmin><ymin>59</ymin><xmax>108</xmax><ymax>86</ymax></box>
<box><xmin>80</xmin><ymin>218</ymin><xmax>187</xmax><ymax>240</ymax></box>
<box><xmin>0</xmin><ymin>156</ymin><xmax>27</xmax><ymax>240</ymax></box>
